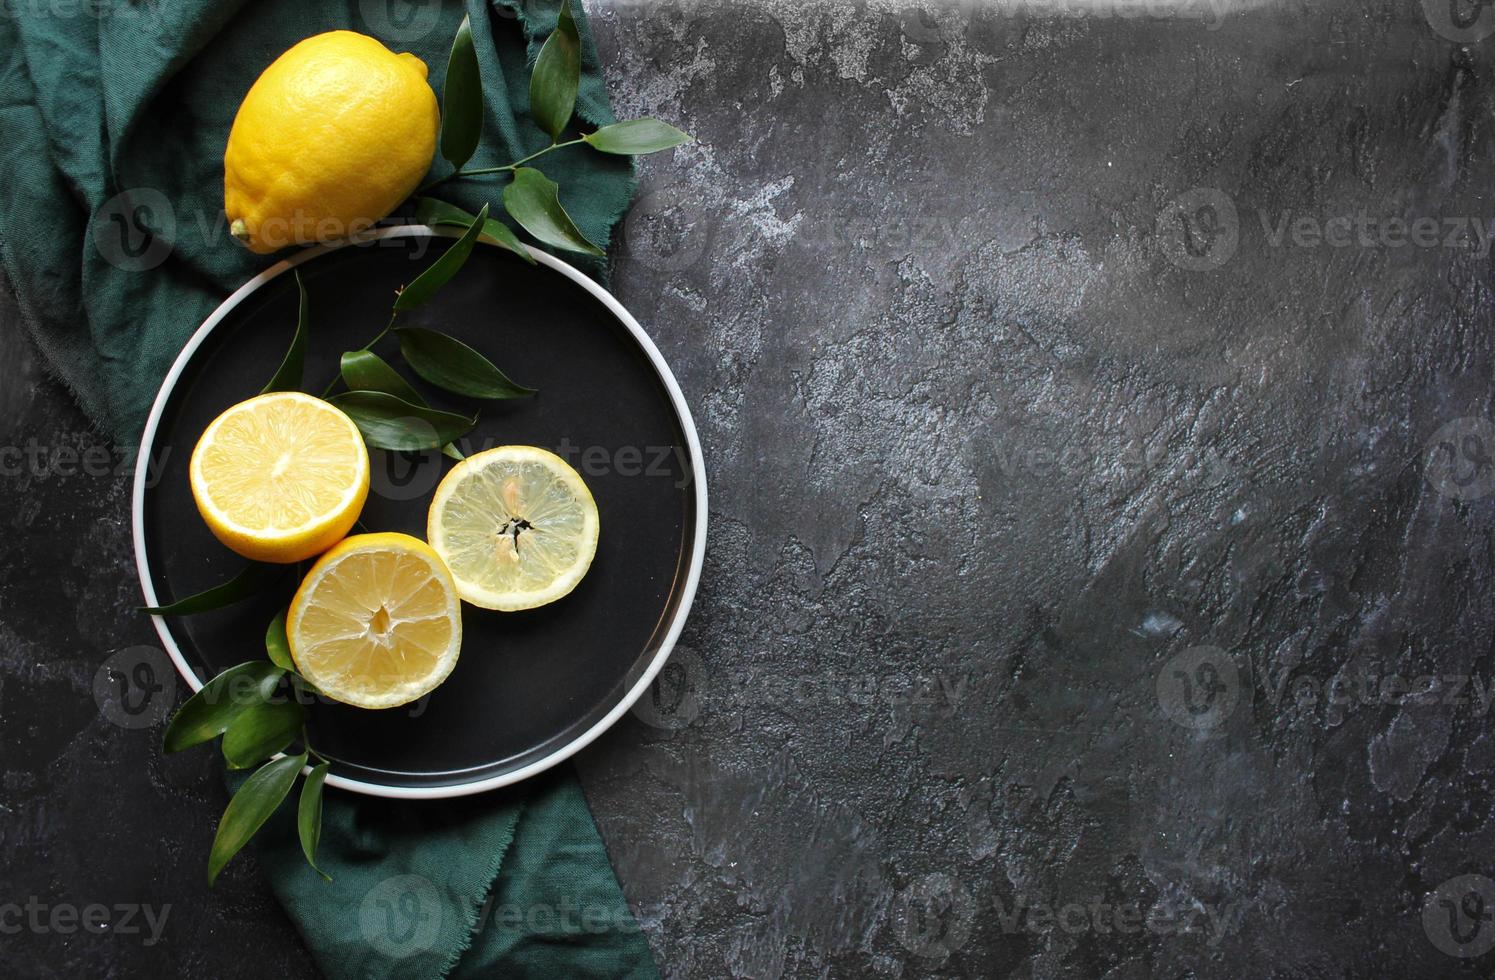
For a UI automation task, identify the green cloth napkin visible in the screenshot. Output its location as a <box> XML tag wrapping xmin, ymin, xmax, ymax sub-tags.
<box><xmin>241</xmin><ymin>768</ymin><xmax>657</xmax><ymax>980</ymax></box>
<box><xmin>0</xmin><ymin>1</ymin><xmax>655</xmax><ymax>977</ymax></box>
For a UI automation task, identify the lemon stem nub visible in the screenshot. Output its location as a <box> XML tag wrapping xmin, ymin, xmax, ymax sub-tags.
<box><xmin>230</xmin><ymin>218</ymin><xmax>251</xmax><ymax>244</ymax></box>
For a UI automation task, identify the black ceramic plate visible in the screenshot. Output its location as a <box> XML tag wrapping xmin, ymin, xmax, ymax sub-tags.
<box><xmin>133</xmin><ymin>228</ymin><xmax>707</xmax><ymax>798</ymax></box>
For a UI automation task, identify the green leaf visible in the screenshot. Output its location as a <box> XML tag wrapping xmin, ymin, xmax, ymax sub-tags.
<box><xmin>340</xmin><ymin>349</ymin><xmax>425</xmax><ymax>406</ymax></box>
<box><xmin>583</xmin><ymin>118</ymin><xmax>694</xmax><ymax>155</ymax></box>
<box><xmin>332</xmin><ymin>362</ymin><xmax>471</xmax><ymax>459</ymax></box>
<box><xmin>440</xmin><ymin>14</ymin><xmax>482</xmax><ymax>171</ymax></box>
<box><xmin>529</xmin><ymin>0</ymin><xmax>580</xmax><ymax>141</ymax></box>
<box><xmin>414</xmin><ymin>197</ymin><xmax>533</xmax><ymax>264</ymax></box>
<box><xmin>141</xmin><ymin>562</ymin><xmax>283</xmax><ymax>616</ymax></box>
<box><xmin>298</xmin><ymin>763</ymin><xmax>332</xmax><ymax>881</ymax></box>
<box><xmin>265</xmin><ymin>610</ymin><xmax>295</xmax><ymax>672</ymax></box>
<box><xmin>222</xmin><ymin>699</ymin><xmax>305</xmax><ymax>769</ymax></box>
<box><xmin>329</xmin><ymin>390</ymin><xmax>477</xmax><ymax>451</ymax></box>
<box><xmin>396</xmin><ymin>327</ymin><xmax>535</xmax><ymax>400</ymax></box>
<box><xmin>394</xmin><ymin>203</ymin><xmax>490</xmax><ymax>311</ymax></box>
<box><xmin>502</xmin><ymin>168</ymin><xmax>604</xmax><ymax>256</ymax></box>
<box><xmin>163</xmin><ymin>662</ymin><xmax>284</xmax><ymax>754</ymax></box>
<box><xmin>208</xmin><ymin>752</ymin><xmax>306</xmax><ymax>886</ymax></box>
<box><xmin>261</xmin><ymin>270</ymin><xmax>309</xmax><ymax>394</ymax></box>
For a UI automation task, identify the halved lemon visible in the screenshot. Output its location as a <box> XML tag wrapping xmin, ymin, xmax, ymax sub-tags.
<box><xmin>286</xmin><ymin>532</ymin><xmax>462</xmax><ymax>708</ymax></box>
<box><xmin>189</xmin><ymin>391</ymin><xmax>369</xmax><ymax>564</ymax></box>
<box><xmin>427</xmin><ymin>446</ymin><xmax>600</xmax><ymax>611</ymax></box>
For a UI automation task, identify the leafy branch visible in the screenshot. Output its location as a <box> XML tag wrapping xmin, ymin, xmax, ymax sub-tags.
<box><xmin>162</xmin><ymin>617</ymin><xmax>331</xmax><ymax>884</ymax></box>
<box><xmin>151</xmin><ymin>258</ymin><xmax>498</xmax><ymax>883</ymax></box>
<box><xmin>419</xmin><ymin>3</ymin><xmax>694</xmax><ymax>256</ymax></box>
<box><xmin>319</xmin><ymin>202</ymin><xmax>533</xmax><ymax>455</ymax></box>
<box><xmin>150</xmin><ymin>2</ymin><xmax>696</xmax><ymax>886</ymax></box>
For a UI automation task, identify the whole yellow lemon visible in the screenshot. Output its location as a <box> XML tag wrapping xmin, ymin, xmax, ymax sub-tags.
<box><xmin>224</xmin><ymin>31</ymin><xmax>439</xmax><ymax>255</ymax></box>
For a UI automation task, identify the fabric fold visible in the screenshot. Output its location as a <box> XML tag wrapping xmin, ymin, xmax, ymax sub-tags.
<box><xmin>1</xmin><ymin>1</ymin><xmax>655</xmax><ymax>976</ymax></box>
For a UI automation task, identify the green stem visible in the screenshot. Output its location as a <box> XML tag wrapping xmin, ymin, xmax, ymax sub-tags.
<box><xmin>360</xmin><ymin>311</ymin><xmax>400</xmax><ymax>354</ymax></box>
<box><xmin>320</xmin><ymin>312</ymin><xmax>398</xmax><ymax>398</ymax></box>
<box><xmin>480</xmin><ymin>137</ymin><xmax>587</xmax><ymax>172</ymax></box>
<box><xmin>418</xmin><ymin>138</ymin><xmax>587</xmax><ymax>193</ymax></box>
<box><xmin>300</xmin><ymin>725</ymin><xmax>331</xmax><ymax>766</ymax></box>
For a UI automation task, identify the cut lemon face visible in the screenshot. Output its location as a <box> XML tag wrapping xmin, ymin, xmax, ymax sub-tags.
<box><xmin>286</xmin><ymin>533</ymin><xmax>462</xmax><ymax>708</ymax></box>
<box><xmin>427</xmin><ymin>446</ymin><xmax>600</xmax><ymax>611</ymax></box>
<box><xmin>190</xmin><ymin>391</ymin><xmax>369</xmax><ymax>564</ymax></box>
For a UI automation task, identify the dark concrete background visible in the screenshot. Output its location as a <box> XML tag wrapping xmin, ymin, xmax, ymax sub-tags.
<box><xmin>4</xmin><ymin>0</ymin><xmax>1495</xmax><ymax>976</ymax></box>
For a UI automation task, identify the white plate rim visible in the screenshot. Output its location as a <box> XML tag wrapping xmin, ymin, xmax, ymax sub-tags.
<box><xmin>131</xmin><ymin>225</ymin><xmax>709</xmax><ymax>800</ymax></box>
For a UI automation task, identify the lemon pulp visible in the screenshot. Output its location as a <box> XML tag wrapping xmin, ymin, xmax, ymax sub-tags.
<box><xmin>189</xmin><ymin>391</ymin><xmax>369</xmax><ymax>564</ymax></box>
<box><xmin>427</xmin><ymin>446</ymin><xmax>600</xmax><ymax>611</ymax></box>
<box><xmin>287</xmin><ymin>532</ymin><xmax>462</xmax><ymax>708</ymax></box>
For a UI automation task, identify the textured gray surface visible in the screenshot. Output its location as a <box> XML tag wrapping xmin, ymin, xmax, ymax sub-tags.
<box><xmin>4</xmin><ymin>0</ymin><xmax>1495</xmax><ymax>976</ymax></box>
